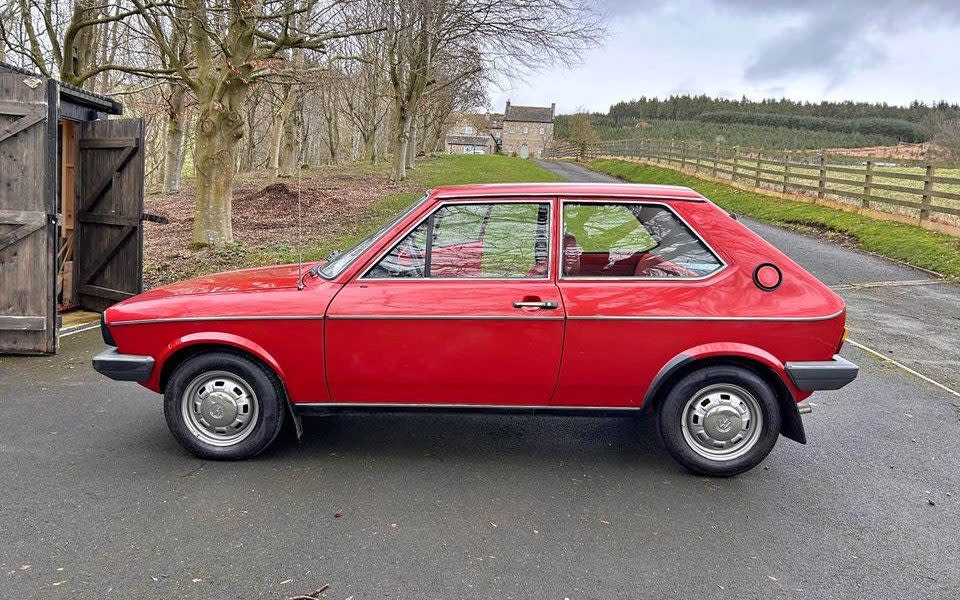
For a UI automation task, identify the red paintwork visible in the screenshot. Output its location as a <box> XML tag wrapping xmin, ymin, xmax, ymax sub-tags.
<box><xmin>105</xmin><ymin>183</ymin><xmax>846</xmax><ymax>408</ymax></box>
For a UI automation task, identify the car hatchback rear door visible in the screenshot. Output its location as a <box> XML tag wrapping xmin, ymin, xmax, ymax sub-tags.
<box><xmin>325</xmin><ymin>198</ymin><xmax>565</xmax><ymax>406</ymax></box>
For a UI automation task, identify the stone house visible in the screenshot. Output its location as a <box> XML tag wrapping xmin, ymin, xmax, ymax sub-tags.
<box><xmin>442</xmin><ymin>101</ymin><xmax>555</xmax><ymax>158</ymax></box>
<box><xmin>500</xmin><ymin>101</ymin><xmax>555</xmax><ymax>159</ymax></box>
<box><xmin>444</xmin><ymin>114</ymin><xmax>495</xmax><ymax>154</ymax></box>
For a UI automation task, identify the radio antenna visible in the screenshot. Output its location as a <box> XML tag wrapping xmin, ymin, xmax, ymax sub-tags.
<box><xmin>295</xmin><ymin>80</ymin><xmax>305</xmax><ymax>291</ymax></box>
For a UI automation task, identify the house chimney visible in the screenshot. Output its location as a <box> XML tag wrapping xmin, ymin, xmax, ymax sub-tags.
<box><xmin>551</xmin><ymin>102</ymin><xmax>556</xmax><ymax>117</ymax></box>
<box><xmin>506</xmin><ymin>99</ymin><xmax>511</xmax><ymax>112</ymax></box>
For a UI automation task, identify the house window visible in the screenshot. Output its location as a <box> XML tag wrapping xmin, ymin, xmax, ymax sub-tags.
<box><xmin>539</xmin><ymin>127</ymin><xmax>545</xmax><ymax>135</ymax></box>
<box><xmin>464</xmin><ymin>125</ymin><xmax>473</xmax><ymax>134</ymax></box>
<box><xmin>561</xmin><ymin>202</ymin><xmax>722</xmax><ymax>278</ymax></box>
<box><xmin>523</xmin><ymin>125</ymin><xmax>529</xmax><ymax>134</ymax></box>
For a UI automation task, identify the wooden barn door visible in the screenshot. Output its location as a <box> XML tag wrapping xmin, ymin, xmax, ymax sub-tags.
<box><xmin>0</xmin><ymin>75</ymin><xmax>58</xmax><ymax>354</ymax></box>
<box><xmin>75</xmin><ymin>119</ymin><xmax>145</xmax><ymax>313</ymax></box>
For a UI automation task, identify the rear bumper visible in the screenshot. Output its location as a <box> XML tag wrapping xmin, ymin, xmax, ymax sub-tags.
<box><xmin>785</xmin><ymin>355</ymin><xmax>859</xmax><ymax>391</ymax></box>
<box><xmin>92</xmin><ymin>348</ymin><xmax>155</xmax><ymax>382</ymax></box>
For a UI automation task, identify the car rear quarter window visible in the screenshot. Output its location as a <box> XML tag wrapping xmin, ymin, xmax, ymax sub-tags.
<box><xmin>562</xmin><ymin>202</ymin><xmax>722</xmax><ymax>278</ymax></box>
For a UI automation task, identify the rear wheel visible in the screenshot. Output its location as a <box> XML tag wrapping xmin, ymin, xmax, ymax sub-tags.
<box><xmin>658</xmin><ymin>365</ymin><xmax>781</xmax><ymax>476</ymax></box>
<box><xmin>164</xmin><ymin>352</ymin><xmax>285</xmax><ymax>460</ymax></box>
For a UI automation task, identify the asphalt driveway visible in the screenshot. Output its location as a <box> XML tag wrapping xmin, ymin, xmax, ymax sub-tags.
<box><xmin>1</xmin><ymin>161</ymin><xmax>959</xmax><ymax>599</ymax></box>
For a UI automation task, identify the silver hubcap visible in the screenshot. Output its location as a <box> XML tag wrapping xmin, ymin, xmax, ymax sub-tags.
<box><xmin>181</xmin><ymin>371</ymin><xmax>259</xmax><ymax>447</ymax></box>
<box><xmin>680</xmin><ymin>383</ymin><xmax>763</xmax><ymax>461</ymax></box>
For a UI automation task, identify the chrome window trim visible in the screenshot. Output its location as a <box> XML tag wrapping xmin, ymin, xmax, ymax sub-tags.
<box><xmin>558</xmin><ymin>199</ymin><xmax>727</xmax><ymax>281</ymax></box>
<box><xmin>111</xmin><ymin>310</ymin><xmax>843</xmax><ymax>326</ymax></box>
<box><xmin>318</xmin><ymin>192</ymin><xmax>431</xmax><ymax>280</ymax></box>
<box><xmin>359</xmin><ymin>198</ymin><xmax>555</xmax><ymax>281</ymax></box>
<box><xmin>109</xmin><ymin>315</ymin><xmax>325</xmax><ymax>326</ymax></box>
<box><xmin>566</xmin><ymin>309</ymin><xmax>845</xmax><ymax>322</ymax></box>
<box><xmin>327</xmin><ymin>315</ymin><xmax>564</xmax><ymax>321</ymax></box>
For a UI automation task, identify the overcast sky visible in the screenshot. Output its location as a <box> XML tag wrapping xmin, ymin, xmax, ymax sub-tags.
<box><xmin>488</xmin><ymin>0</ymin><xmax>960</xmax><ymax>115</ymax></box>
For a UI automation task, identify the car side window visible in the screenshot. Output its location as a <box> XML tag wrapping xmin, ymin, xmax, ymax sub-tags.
<box><xmin>562</xmin><ymin>202</ymin><xmax>722</xmax><ymax>278</ymax></box>
<box><xmin>365</xmin><ymin>202</ymin><xmax>550</xmax><ymax>279</ymax></box>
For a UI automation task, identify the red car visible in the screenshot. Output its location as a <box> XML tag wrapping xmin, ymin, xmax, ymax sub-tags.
<box><xmin>94</xmin><ymin>183</ymin><xmax>857</xmax><ymax>476</ymax></box>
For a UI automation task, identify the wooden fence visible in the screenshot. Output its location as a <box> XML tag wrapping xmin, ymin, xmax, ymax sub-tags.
<box><xmin>545</xmin><ymin>139</ymin><xmax>960</xmax><ymax>230</ymax></box>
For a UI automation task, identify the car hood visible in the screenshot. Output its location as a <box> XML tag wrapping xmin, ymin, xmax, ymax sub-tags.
<box><xmin>129</xmin><ymin>263</ymin><xmax>316</xmax><ymax>301</ymax></box>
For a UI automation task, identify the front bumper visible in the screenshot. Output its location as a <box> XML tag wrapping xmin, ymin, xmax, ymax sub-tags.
<box><xmin>92</xmin><ymin>348</ymin><xmax>155</xmax><ymax>382</ymax></box>
<box><xmin>785</xmin><ymin>355</ymin><xmax>859</xmax><ymax>391</ymax></box>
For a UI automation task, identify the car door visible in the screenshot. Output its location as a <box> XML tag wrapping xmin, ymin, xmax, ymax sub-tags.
<box><xmin>553</xmin><ymin>198</ymin><xmax>727</xmax><ymax>407</ymax></box>
<box><xmin>325</xmin><ymin>198</ymin><xmax>564</xmax><ymax>406</ymax></box>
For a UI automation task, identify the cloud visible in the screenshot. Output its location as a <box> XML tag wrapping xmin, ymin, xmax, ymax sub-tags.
<box><xmin>595</xmin><ymin>0</ymin><xmax>960</xmax><ymax>86</ymax></box>
<box><xmin>735</xmin><ymin>0</ymin><xmax>960</xmax><ymax>85</ymax></box>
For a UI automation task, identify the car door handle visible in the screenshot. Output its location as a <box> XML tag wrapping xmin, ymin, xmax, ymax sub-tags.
<box><xmin>513</xmin><ymin>301</ymin><xmax>559</xmax><ymax>309</ymax></box>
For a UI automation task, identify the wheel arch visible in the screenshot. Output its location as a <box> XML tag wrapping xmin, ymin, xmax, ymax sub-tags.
<box><xmin>643</xmin><ymin>344</ymin><xmax>806</xmax><ymax>444</ymax></box>
<box><xmin>157</xmin><ymin>334</ymin><xmax>303</xmax><ymax>438</ymax></box>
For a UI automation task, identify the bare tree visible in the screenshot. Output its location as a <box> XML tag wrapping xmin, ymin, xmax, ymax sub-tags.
<box><xmin>134</xmin><ymin>0</ymin><xmax>383</xmax><ymax>246</ymax></box>
<box><xmin>0</xmin><ymin>0</ymin><xmax>17</xmax><ymax>62</ymax></box>
<box><xmin>2</xmin><ymin>0</ymin><xmax>176</xmax><ymax>88</ymax></box>
<box><xmin>566</xmin><ymin>109</ymin><xmax>598</xmax><ymax>159</ymax></box>
<box><xmin>928</xmin><ymin>114</ymin><xmax>960</xmax><ymax>161</ymax></box>
<box><xmin>385</xmin><ymin>0</ymin><xmax>602</xmax><ymax>181</ymax></box>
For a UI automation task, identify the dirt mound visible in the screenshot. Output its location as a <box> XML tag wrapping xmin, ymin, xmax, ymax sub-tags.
<box><xmin>142</xmin><ymin>167</ymin><xmax>413</xmax><ymax>288</ymax></box>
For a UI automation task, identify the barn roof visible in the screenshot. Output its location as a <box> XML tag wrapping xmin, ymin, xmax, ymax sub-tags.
<box><xmin>0</xmin><ymin>61</ymin><xmax>123</xmax><ymax>116</ymax></box>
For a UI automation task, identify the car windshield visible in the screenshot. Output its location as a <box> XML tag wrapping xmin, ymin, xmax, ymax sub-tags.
<box><xmin>319</xmin><ymin>193</ymin><xmax>430</xmax><ymax>279</ymax></box>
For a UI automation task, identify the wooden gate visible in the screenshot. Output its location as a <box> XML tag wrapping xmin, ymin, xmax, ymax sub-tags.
<box><xmin>0</xmin><ymin>74</ymin><xmax>58</xmax><ymax>354</ymax></box>
<box><xmin>75</xmin><ymin>119</ymin><xmax>145</xmax><ymax>313</ymax></box>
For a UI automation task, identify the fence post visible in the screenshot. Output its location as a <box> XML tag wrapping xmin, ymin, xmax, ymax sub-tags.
<box><xmin>638</xmin><ymin>138</ymin><xmax>644</xmax><ymax>160</ymax></box>
<box><xmin>782</xmin><ymin>150</ymin><xmax>790</xmax><ymax>194</ymax></box>
<box><xmin>695</xmin><ymin>142</ymin><xmax>702</xmax><ymax>172</ymax></box>
<box><xmin>732</xmin><ymin>146</ymin><xmax>739</xmax><ymax>181</ymax></box>
<box><xmin>817</xmin><ymin>153</ymin><xmax>826</xmax><ymax>199</ymax></box>
<box><xmin>863</xmin><ymin>160</ymin><xmax>874</xmax><ymax>209</ymax></box>
<box><xmin>919</xmin><ymin>164</ymin><xmax>935</xmax><ymax>223</ymax></box>
<box><xmin>670</xmin><ymin>139</ymin><xmax>676</xmax><ymax>167</ymax></box>
<box><xmin>680</xmin><ymin>140</ymin><xmax>686</xmax><ymax>170</ymax></box>
<box><xmin>713</xmin><ymin>141</ymin><xmax>719</xmax><ymax>177</ymax></box>
<box><xmin>754</xmin><ymin>151</ymin><xmax>762</xmax><ymax>188</ymax></box>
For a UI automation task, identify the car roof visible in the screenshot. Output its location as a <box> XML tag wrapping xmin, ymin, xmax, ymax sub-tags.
<box><xmin>429</xmin><ymin>182</ymin><xmax>706</xmax><ymax>202</ymax></box>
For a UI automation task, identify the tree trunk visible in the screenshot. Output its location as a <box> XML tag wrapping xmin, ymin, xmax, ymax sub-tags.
<box><xmin>192</xmin><ymin>94</ymin><xmax>246</xmax><ymax>246</ymax></box>
<box><xmin>277</xmin><ymin>91</ymin><xmax>301</xmax><ymax>177</ymax></box>
<box><xmin>268</xmin><ymin>100</ymin><xmax>284</xmax><ymax>172</ymax></box>
<box><xmin>406</xmin><ymin>102</ymin><xmax>419</xmax><ymax>170</ymax></box>
<box><xmin>162</xmin><ymin>85</ymin><xmax>187</xmax><ymax>193</ymax></box>
<box><xmin>392</xmin><ymin>104</ymin><xmax>413</xmax><ymax>181</ymax></box>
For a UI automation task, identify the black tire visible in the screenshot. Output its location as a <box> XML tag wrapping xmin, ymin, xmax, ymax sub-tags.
<box><xmin>164</xmin><ymin>351</ymin><xmax>285</xmax><ymax>460</ymax></box>
<box><xmin>657</xmin><ymin>365</ymin><xmax>781</xmax><ymax>477</ymax></box>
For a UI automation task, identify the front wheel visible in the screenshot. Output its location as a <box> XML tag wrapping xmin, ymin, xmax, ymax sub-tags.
<box><xmin>658</xmin><ymin>365</ymin><xmax>782</xmax><ymax>476</ymax></box>
<box><xmin>164</xmin><ymin>352</ymin><xmax>285</xmax><ymax>460</ymax></box>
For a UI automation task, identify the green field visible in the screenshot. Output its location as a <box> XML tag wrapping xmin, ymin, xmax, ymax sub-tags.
<box><xmin>586</xmin><ymin>158</ymin><xmax>960</xmax><ymax>279</ymax></box>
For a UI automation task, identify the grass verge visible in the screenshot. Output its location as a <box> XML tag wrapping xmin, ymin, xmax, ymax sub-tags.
<box><xmin>587</xmin><ymin>158</ymin><xmax>960</xmax><ymax>279</ymax></box>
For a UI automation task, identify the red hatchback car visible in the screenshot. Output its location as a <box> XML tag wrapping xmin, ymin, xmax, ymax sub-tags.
<box><xmin>94</xmin><ymin>183</ymin><xmax>857</xmax><ymax>476</ymax></box>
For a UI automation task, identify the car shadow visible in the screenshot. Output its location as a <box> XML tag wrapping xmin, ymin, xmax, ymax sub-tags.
<box><xmin>262</xmin><ymin>410</ymin><xmax>683</xmax><ymax>475</ymax></box>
